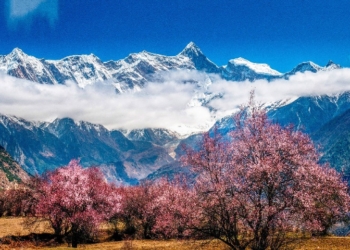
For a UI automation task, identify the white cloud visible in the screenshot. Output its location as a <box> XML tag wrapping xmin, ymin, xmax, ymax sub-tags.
<box><xmin>1</xmin><ymin>69</ymin><xmax>350</xmax><ymax>135</ymax></box>
<box><xmin>208</xmin><ymin>69</ymin><xmax>350</xmax><ymax>116</ymax></box>
<box><xmin>6</xmin><ymin>0</ymin><xmax>58</xmax><ymax>29</ymax></box>
<box><xmin>0</xmin><ymin>72</ymin><xmax>212</xmax><ymax>134</ymax></box>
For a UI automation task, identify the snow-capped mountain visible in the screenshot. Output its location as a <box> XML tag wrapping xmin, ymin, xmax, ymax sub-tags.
<box><xmin>212</xmin><ymin>92</ymin><xmax>350</xmax><ymax>138</ymax></box>
<box><xmin>1</xmin><ymin>42</ymin><xmax>338</xmax><ymax>92</ymax></box>
<box><xmin>0</xmin><ymin>115</ymin><xmax>175</xmax><ymax>184</ymax></box>
<box><xmin>284</xmin><ymin>60</ymin><xmax>341</xmax><ymax>78</ymax></box>
<box><xmin>0</xmin><ymin>48</ymin><xmax>113</xmax><ymax>87</ymax></box>
<box><xmin>221</xmin><ymin>57</ymin><xmax>283</xmax><ymax>81</ymax></box>
<box><xmin>106</xmin><ymin>50</ymin><xmax>196</xmax><ymax>92</ymax></box>
<box><xmin>0</xmin><ymin>43</ymin><xmax>209</xmax><ymax>92</ymax></box>
<box><xmin>178</xmin><ymin>42</ymin><xmax>220</xmax><ymax>73</ymax></box>
<box><xmin>123</xmin><ymin>128</ymin><xmax>180</xmax><ymax>146</ymax></box>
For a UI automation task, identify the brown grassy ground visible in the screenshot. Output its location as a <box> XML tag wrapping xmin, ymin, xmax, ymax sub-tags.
<box><xmin>0</xmin><ymin>217</ymin><xmax>52</xmax><ymax>238</ymax></box>
<box><xmin>1</xmin><ymin>217</ymin><xmax>350</xmax><ymax>249</ymax></box>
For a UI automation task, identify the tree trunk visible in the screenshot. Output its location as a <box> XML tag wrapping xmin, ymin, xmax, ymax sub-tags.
<box><xmin>251</xmin><ymin>227</ymin><xmax>269</xmax><ymax>250</ymax></box>
<box><xmin>72</xmin><ymin>233</ymin><xmax>78</xmax><ymax>248</ymax></box>
<box><xmin>71</xmin><ymin>226</ymin><xmax>79</xmax><ymax>248</ymax></box>
<box><xmin>143</xmin><ymin>224</ymin><xmax>148</xmax><ymax>239</ymax></box>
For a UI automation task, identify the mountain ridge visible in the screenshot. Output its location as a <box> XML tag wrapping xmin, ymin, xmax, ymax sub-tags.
<box><xmin>0</xmin><ymin>114</ymin><xmax>177</xmax><ymax>184</ymax></box>
<box><xmin>0</xmin><ymin>42</ymin><xmax>340</xmax><ymax>91</ymax></box>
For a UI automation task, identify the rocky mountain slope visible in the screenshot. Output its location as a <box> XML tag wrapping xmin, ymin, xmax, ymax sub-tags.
<box><xmin>0</xmin><ymin>145</ymin><xmax>29</xmax><ymax>189</ymax></box>
<box><xmin>312</xmin><ymin>108</ymin><xmax>350</xmax><ymax>176</ymax></box>
<box><xmin>0</xmin><ymin>115</ymin><xmax>175</xmax><ymax>184</ymax></box>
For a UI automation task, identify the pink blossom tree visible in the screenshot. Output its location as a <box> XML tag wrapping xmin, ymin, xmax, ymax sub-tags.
<box><xmin>35</xmin><ymin>160</ymin><xmax>120</xmax><ymax>248</ymax></box>
<box><xmin>0</xmin><ymin>177</ymin><xmax>41</xmax><ymax>217</ymax></box>
<box><xmin>112</xmin><ymin>181</ymin><xmax>164</xmax><ymax>239</ymax></box>
<box><xmin>109</xmin><ymin>178</ymin><xmax>192</xmax><ymax>240</ymax></box>
<box><xmin>183</xmin><ymin>96</ymin><xmax>350</xmax><ymax>250</ymax></box>
<box><xmin>2</xmin><ymin>187</ymin><xmax>36</xmax><ymax>216</ymax></box>
<box><xmin>151</xmin><ymin>176</ymin><xmax>197</xmax><ymax>239</ymax></box>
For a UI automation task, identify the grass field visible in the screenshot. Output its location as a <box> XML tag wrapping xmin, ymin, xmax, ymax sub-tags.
<box><xmin>1</xmin><ymin>217</ymin><xmax>350</xmax><ymax>249</ymax></box>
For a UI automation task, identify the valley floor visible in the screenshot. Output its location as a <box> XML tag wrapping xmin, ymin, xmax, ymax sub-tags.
<box><xmin>1</xmin><ymin>217</ymin><xmax>350</xmax><ymax>249</ymax></box>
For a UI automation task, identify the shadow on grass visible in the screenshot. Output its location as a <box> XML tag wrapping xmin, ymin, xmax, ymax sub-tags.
<box><xmin>0</xmin><ymin>233</ymin><xmax>59</xmax><ymax>248</ymax></box>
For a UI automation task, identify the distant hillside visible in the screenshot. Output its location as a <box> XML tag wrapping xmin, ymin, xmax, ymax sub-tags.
<box><xmin>312</xmin><ymin>109</ymin><xmax>350</xmax><ymax>178</ymax></box>
<box><xmin>0</xmin><ymin>145</ymin><xmax>29</xmax><ymax>189</ymax></box>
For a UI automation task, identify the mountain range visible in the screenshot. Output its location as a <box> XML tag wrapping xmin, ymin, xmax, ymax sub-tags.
<box><xmin>0</xmin><ymin>42</ymin><xmax>340</xmax><ymax>91</ymax></box>
<box><xmin>0</xmin><ymin>42</ymin><xmax>349</xmax><ymax>184</ymax></box>
<box><xmin>0</xmin><ymin>115</ymin><xmax>177</xmax><ymax>184</ymax></box>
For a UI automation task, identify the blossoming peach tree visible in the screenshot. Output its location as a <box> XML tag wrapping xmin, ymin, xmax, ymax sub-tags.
<box><xmin>157</xmin><ymin>96</ymin><xmax>350</xmax><ymax>250</ymax></box>
<box><xmin>34</xmin><ymin>160</ymin><xmax>120</xmax><ymax>248</ymax></box>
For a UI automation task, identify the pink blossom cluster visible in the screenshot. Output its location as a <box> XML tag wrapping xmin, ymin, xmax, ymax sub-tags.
<box><xmin>34</xmin><ymin>160</ymin><xmax>120</xmax><ymax>247</ymax></box>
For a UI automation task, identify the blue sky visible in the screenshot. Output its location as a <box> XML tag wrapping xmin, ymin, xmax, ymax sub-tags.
<box><xmin>1</xmin><ymin>0</ymin><xmax>350</xmax><ymax>72</ymax></box>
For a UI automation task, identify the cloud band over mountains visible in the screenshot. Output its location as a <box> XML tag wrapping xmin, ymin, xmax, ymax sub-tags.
<box><xmin>1</xmin><ymin>69</ymin><xmax>350</xmax><ymax>134</ymax></box>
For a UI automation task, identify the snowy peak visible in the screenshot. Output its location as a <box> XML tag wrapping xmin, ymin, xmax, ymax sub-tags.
<box><xmin>123</xmin><ymin>128</ymin><xmax>180</xmax><ymax>146</ymax></box>
<box><xmin>292</xmin><ymin>61</ymin><xmax>323</xmax><ymax>73</ymax></box>
<box><xmin>221</xmin><ymin>57</ymin><xmax>282</xmax><ymax>82</ymax></box>
<box><xmin>179</xmin><ymin>42</ymin><xmax>204</xmax><ymax>57</ymax></box>
<box><xmin>0</xmin><ymin>112</ymin><xmax>33</xmax><ymax>127</ymax></box>
<box><xmin>228</xmin><ymin>57</ymin><xmax>282</xmax><ymax>76</ymax></box>
<box><xmin>2</xmin><ymin>47</ymin><xmax>33</xmax><ymax>67</ymax></box>
<box><xmin>123</xmin><ymin>50</ymin><xmax>168</xmax><ymax>65</ymax></box>
<box><xmin>0</xmin><ymin>48</ymin><xmax>59</xmax><ymax>84</ymax></box>
<box><xmin>59</xmin><ymin>53</ymin><xmax>102</xmax><ymax>64</ymax></box>
<box><xmin>110</xmin><ymin>49</ymin><xmax>195</xmax><ymax>92</ymax></box>
<box><xmin>178</xmin><ymin>42</ymin><xmax>219</xmax><ymax>73</ymax></box>
<box><xmin>326</xmin><ymin>60</ymin><xmax>341</xmax><ymax>70</ymax></box>
<box><xmin>8</xmin><ymin>47</ymin><xmax>27</xmax><ymax>59</ymax></box>
<box><xmin>285</xmin><ymin>60</ymin><xmax>341</xmax><ymax>78</ymax></box>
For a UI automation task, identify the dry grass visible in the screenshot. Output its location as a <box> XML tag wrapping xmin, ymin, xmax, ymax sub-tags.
<box><xmin>2</xmin><ymin>238</ymin><xmax>350</xmax><ymax>250</ymax></box>
<box><xmin>295</xmin><ymin>237</ymin><xmax>350</xmax><ymax>249</ymax></box>
<box><xmin>0</xmin><ymin>217</ymin><xmax>52</xmax><ymax>238</ymax></box>
<box><xmin>1</xmin><ymin>217</ymin><xmax>350</xmax><ymax>249</ymax></box>
<box><xmin>0</xmin><ymin>239</ymin><xmax>228</xmax><ymax>250</ymax></box>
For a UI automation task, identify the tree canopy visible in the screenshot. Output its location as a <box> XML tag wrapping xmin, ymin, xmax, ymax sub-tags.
<box><xmin>179</xmin><ymin>99</ymin><xmax>350</xmax><ymax>250</ymax></box>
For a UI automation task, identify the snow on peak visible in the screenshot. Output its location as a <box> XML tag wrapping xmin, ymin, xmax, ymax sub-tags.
<box><xmin>11</xmin><ymin>47</ymin><xmax>25</xmax><ymax>54</ymax></box>
<box><xmin>179</xmin><ymin>42</ymin><xmax>203</xmax><ymax>57</ymax></box>
<box><xmin>58</xmin><ymin>53</ymin><xmax>101</xmax><ymax>63</ymax></box>
<box><xmin>8</xmin><ymin>47</ymin><xmax>27</xmax><ymax>59</ymax></box>
<box><xmin>229</xmin><ymin>57</ymin><xmax>282</xmax><ymax>76</ymax></box>
<box><xmin>290</xmin><ymin>61</ymin><xmax>323</xmax><ymax>74</ymax></box>
<box><xmin>185</xmin><ymin>41</ymin><xmax>199</xmax><ymax>50</ymax></box>
<box><xmin>304</xmin><ymin>61</ymin><xmax>322</xmax><ymax>69</ymax></box>
<box><xmin>313</xmin><ymin>60</ymin><xmax>340</xmax><ymax>71</ymax></box>
<box><xmin>124</xmin><ymin>50</ymin><xmax>158</xmax><ymax>63</ymax></box>
<box><xmin>1</xmin><ymin>47</ymin><xmax>47</xmax><ymax>73</ymax></box>
<box><xmin>326</xmin><ymin>60</ymin><xmax>341</xmax><ymax>70</ymax></box>
<box><xmin>140</xmin><ymin>50</ymin><xmax>154</xmax><ymax>55</ymax></box>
